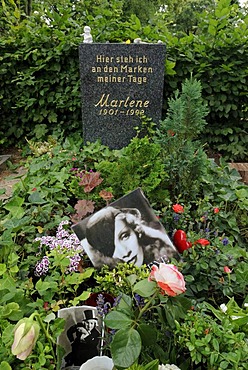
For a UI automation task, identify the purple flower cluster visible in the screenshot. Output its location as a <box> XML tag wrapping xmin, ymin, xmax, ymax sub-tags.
<box><xmin>68</xmin><ymin>254</ymin><xmax>82</xmax><ymax>273</ymax></box>
<box><xmin>134</xmin><ymin>293</ymin><xmax>145</xmax><ymax>307</ymax></box>
<box><xmin>34</xmin><ymin>220</ymin><xmax>83</xmax><ymax>277</ymax></box>
<box><xmin>34</xmin><ymin>256</ymin><xmax>50</xmax><ymax>277</ymax></box>
<box><xmin>222</xmin><ymin>237</ymin><xmax>229</xmax><ymax>246</ymax></box>
<box><xmin>96</xmin><ymin>294</ymin><xmax>112</xmax><ymax>317</ymax></box>
<box><xmin>173</xmin><ymin>214</ymin><xmax>180</xmax><ymax>222</ymax></box>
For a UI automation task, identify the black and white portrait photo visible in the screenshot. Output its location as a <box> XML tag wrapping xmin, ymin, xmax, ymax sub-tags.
<box><xmin>58</xmin><ymin>306</ymin><xmax>102</xmax><ymax>370</ymax></box>
<box><xmin>72</xmin><ymin>188</ymin><xmax>179</xmax><ymax>269</ymax></box>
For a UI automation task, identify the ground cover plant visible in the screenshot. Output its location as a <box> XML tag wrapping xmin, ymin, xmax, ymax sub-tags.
<box><xmin>0</xmin><ymin>77</ymin><xmax>247</xmax><ymax>369</ymax></box>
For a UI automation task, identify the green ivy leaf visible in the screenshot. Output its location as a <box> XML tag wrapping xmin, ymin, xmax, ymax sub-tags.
<box><xmin>4</xmin><ymin>196</ymin><xmax>25</xmax><ymax>218</ymax></box>
<box><xmin>28</xmin><ymin>191</ymin><xmax>47</xmax><ymax>204</ymax></box>
<box><xmin>0</xmin><ymin>302</ymin><xmax>20</xmax><ymax>319</ymax></box>
<box><xmin>0</xmin><ymin>264</ymin><xmax>7</xmax><ymax>276</ymax></box>
<box><xmin>43</xmin><ymin>312</ymin><xmax>56</xmax><ymax>323</ymax></box>
<box><xmin>70</xmin><ymin>291</ymin><xmax>91</xmax><ymax>306</ymax></box>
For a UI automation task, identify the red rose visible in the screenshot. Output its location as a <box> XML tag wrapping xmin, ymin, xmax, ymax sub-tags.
<box><xmin>172</xmin><ymin>204</ymin><xmax>184</xmax><ymax>213</ymax></box>
<box><xmin>214</xmin><ymin>208</ymin><xmax>220</xmax><ymax>214</ymax></box>
<box><xmin>194</xmin><ymin>239</ymin><xmax>210</xmax><ymax>246</ymax></box>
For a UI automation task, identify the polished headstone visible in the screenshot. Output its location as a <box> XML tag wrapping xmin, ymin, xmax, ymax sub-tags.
<box><xmin>79</xmin><ymin>43</ymin><xmax>166</xmax><ymax>149</ymax></box>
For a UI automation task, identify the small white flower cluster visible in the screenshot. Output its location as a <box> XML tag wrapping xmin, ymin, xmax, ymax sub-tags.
<box><xmin>159</xmin><ymin>365</ymin><xmax>181</xmax><ymax>370</ymax></box>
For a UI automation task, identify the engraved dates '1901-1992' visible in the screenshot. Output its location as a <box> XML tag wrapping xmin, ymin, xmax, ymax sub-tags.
<box><xmin>99</xmin><ymin>108</ymin><xmax>145</xmax><ymax>116</ymax></box>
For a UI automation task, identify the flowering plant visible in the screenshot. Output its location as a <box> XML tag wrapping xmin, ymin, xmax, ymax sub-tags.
<box><xmin>175</xmin><ymin>298</ymin><xmax>248</xmax><ymax>368</ymax></box>
<box><xmin>31</xmin><ymin>220</ymin><xmax>95</xmax><ymax>308</ymax></box>
<box><xmin>34</xmin><ymin>220</ymin><xmax>84</xmax><ymax>277</ymax></box>
<box><xmin>11</xmin><ymin>316</ymin><xmax>40</xmax><ymax>360</ymax></box>
<box><xmin>104</xmin><ymin>263</ymin><xmax>190</xmax><ymax>369</ymax></box>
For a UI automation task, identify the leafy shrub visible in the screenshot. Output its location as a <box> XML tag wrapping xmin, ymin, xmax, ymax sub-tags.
<box><xmin>96</xmin><ymin>136</ymin><xmax>169</xmax><ymax>207</ymax></box>
<box><xmin>175</xmin><ymin>300</ymin><xmax>248</xmax><ymax>369</ymax></box>
<box><xmin>154</xmin><ymin>77</ymin><xmax>210</xmax><ymax>202</ymax></box>
<box><xmin>0</xmin><ymin>131</ymin><xmax>247</xmax><ymax>369</ymax></box>
<box><xmin>163</xmin><ymin>0</ymin><xmax>248</xmax><ymax>160</ymax></box>
<box><xmin>1</xmin><ymin>0</ymin><xmax>247</xmax><ymax>161</ymax></box>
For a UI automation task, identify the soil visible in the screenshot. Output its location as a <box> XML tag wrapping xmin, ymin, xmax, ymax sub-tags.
<box><xmin>0</xmin><ymin>147</ymin><xmax>27</xmax><ymax>200</ymax></box>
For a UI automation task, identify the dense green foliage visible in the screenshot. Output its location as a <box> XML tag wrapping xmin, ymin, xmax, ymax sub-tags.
<box><xmin>154</xmin><ymin>78</ymin><xmax>209</xmax><ymax>201</ymax></box>
<box><xmin>0</xmin><ymin>80</ymin><xmax>247</xmax><ymax>369</ymax></box>
<box><xmin>163</xmin><ymin>0</ymin><xmax>248</xmax><ymax>160</ymax></box>
<box><xmin>0</xmin><ymin>0</ymin><xmax>247</xmax><ymax>160</ymax></box>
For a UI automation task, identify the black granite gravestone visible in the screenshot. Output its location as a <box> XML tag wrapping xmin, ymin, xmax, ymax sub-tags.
<box><xmin>79</xmin><ymin>43</ymin><xmax>166</xmax><ymax>149</ymax></box>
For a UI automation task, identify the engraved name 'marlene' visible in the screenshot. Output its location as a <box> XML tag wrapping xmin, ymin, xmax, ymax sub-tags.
<box><xmin>95</xmin><ymin>94</ymin><xmax>150</xmax><ymax>108</ymax></box>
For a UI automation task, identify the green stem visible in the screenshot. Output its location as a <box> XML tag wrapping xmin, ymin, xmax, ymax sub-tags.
<box><xmin>34</xmin><ymin>312</ymin><xmax>57</xmax><ymax>362</ymax></box>
<box><xmin>136</xmin><ymin>291</ymin><xmax>158</xmax><ymax>321</ymax></box>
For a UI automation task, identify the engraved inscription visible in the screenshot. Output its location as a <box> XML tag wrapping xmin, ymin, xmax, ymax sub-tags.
<box><xmin>95</xmin><ymin>94</ymin><xmax>149</xmax><ymax>108</ymax></box>
<box><xmin>79</xmin><ymin>43</ymin><xmax>166</xmax><ymax>148</ymax></box>
<box><xmin>91</xmin><ymin>53</ymin><xmax>153</xmax><ymax>116</ymax></box>
<box><xmin>91</xmin><ymin>54</ymin><xmax>153</xmax><ymax>86</ymax></box>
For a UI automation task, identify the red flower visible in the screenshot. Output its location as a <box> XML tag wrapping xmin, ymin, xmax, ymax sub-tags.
<box><xmin>214</xmin><ymin>208</ymin><xmax>220</xmax><ymax>214</ymax></box>
<box><xmin>72</xmin><ymin>157</ymin><xmax>77</xmax><ymax>161</ymax></box>
<box><xmin>224</xmin><ymin>266</ymin><xmax>232</xmax><ymax>273</ymax></box>
<box><xmin>172</xmin><ymin>204</ymin><xmax>184</xmax><ymax>213</ymax></box>
<box><xmin>173</xmin><ymin>230</ymin><xmax>192</xmax><ymax>253</ymax></box>
<box><xmin>32</xmin><ymin>188</ymin><xmax>37</xmax><ymax>192</ymax></box>
<box><xmin>194</xmin><ymin>239</ymin><xmax>210</xmax><ymax>246</ymax></box>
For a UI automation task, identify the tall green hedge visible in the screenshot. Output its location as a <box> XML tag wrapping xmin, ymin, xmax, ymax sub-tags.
<box><xmin>0</xmin><ymin>0</ymin><xmax>138</xmax><ymax>143</ymax></box>
<box><xmin>0</xmin><ymin>0</ymin><xmax>247</xmax><ymax>160</ymax></box>
<box><xmin>0</xmin><ymin>12</ymin><xmax>81</xmax><ymax>142</ymax></box>
<box><xmin>163</xmin><ymin>0</ymin><xmax>248</xmax><ymax>160</ymax></box>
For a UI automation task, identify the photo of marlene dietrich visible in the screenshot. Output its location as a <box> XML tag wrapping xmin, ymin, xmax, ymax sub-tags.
<box><xmin>72</xmin><ymin>188</ymin><xmax>179</xmax><ymax>268</ymax></box>
<box><xmin>58</xmin><ymin>306</ymin><xmax>101</xmax><ymax>370</ymax></box>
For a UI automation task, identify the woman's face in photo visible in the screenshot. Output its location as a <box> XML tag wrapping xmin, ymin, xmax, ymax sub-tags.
<box><xmin>85</xmin><ymin>319</ymin><xmax>96</xmax><ymax>331</ymax></box>
<box><xmin>113</xmin><ymin>213</ymin><xmax>144</xmax><ymax>266</ymax></box>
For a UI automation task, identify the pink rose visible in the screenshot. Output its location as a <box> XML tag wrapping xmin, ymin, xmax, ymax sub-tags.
<box><xmin>149</xmin><ymin>263</ymin><xmax>186</xmax><ymax>297</ymax></box>
<box><xmin>172</xmin><ymin>204</ymin><xmax>184</xmax><ymax>214</ymax></box>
